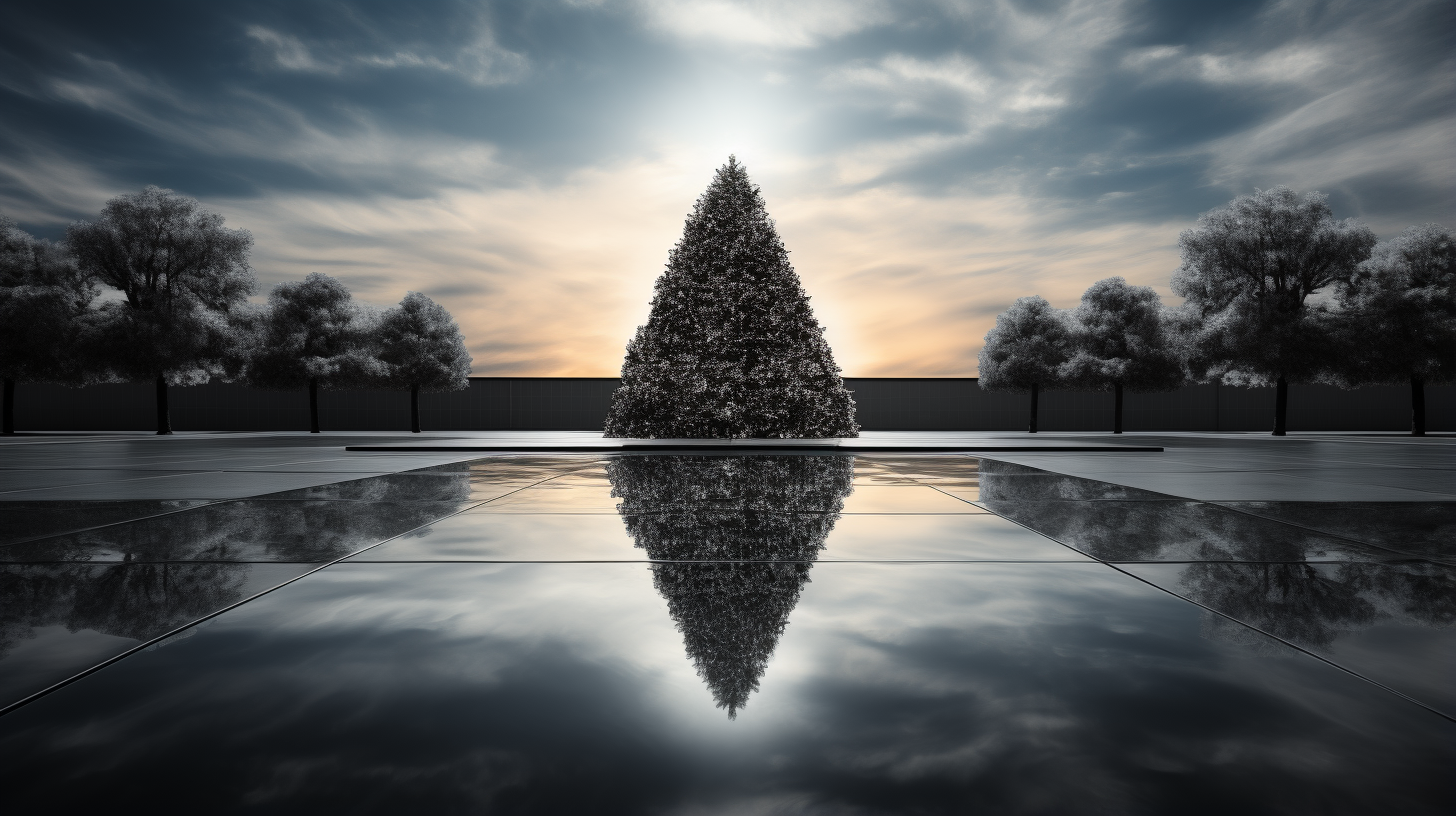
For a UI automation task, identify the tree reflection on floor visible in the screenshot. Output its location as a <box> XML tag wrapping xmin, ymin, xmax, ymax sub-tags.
<box><xmin>607</xmin><ymin>455</ymin><xmax>855</xmax><ymax>717</ymax></box>
<box><xmin>976</xmin><ymin>458</ymin><xmax>1456</xmax><ymax>657</ymax></box>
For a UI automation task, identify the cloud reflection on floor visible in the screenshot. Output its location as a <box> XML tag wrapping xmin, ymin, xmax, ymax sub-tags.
<box><xmin>0</xmin><ymin>453</ymin><xmax>1451</xmax><ymax>812</ymax></box>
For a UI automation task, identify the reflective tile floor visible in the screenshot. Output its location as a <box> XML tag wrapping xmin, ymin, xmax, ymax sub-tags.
<box><xmin>0</xmin><ymin>437</ymin><xmax>1452</xmax><ymax>813</ymax></box>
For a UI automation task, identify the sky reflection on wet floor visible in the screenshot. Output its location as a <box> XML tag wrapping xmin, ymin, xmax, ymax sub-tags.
<box><xmin>0</xmin><ymin>453</ymin><xmax>1451</xmax><ymax>812</ymax></box>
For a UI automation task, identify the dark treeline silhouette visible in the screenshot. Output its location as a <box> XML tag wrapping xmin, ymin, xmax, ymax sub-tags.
<box><xmin>606</xmin><ymin>454</ymin><xmax>854</xmax><ymax>717</ymax></box>
<box><xmin>980</xmin><ymin>188</ymin><xmax>1455</xmax><ymax>435</ymax></box>
<box><xmin>0</xmin><ymin>187</ymin><xmax>470</xmax><ymax>435</ymax></box>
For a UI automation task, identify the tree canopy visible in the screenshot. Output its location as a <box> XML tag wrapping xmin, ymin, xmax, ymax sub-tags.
<box><xmin>0</xmin><ymin>216</ymin><xmax>96</xmax><ymax>387</ymax></box>
<box><xmin>978</xmin><ymin>295</ymin><xmax>1072</xmax><ymax>392</ymax></box>
<box><xmin>1059</xmin><ymin>277</ymin><xmax>1184</xmax><ymax>433</ymax></box>
<box><xmin>1171</xmin><ymin>187</ymin><xmax>1375</xmax><ymax>434</ymax></box>
<box><xmin>605</xmin><ymin>157</ymin><xmax>857</xmax><ymax>439</ymax></box>
<box><xmin>1336</xmin><ymin>224</ymin><xmax>1456</xmax><ymax>387</ymax></box>
<box><xmin>68</xmin><ymin>186</ymin><xmax>254</xmax><ymax>389</ymax></box>
<box><xmin>247</xmin><ymin>272</ymin><xmax>379</xmax><ymax>391</ymax></box>
<box><xmin>1172</xmin><ymin>187</ymin><xmax>1375</xmax><ymax>389</ymax></box>
<box><xmin>1062</xmin><ymin>277</ymin><xmax>1183</xmax><ymax>393</ymax></box>
<box><xmin>376</xmin><ymin>291</ymin><xmax>472</xmax><ymax>392</ymax></box>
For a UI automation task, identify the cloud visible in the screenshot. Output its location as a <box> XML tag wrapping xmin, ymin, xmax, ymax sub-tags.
<box><xmin>245</xmin><ymin>23</ymin><xmax>529</xmax><ymax>86</ymax></box>
<box><xmin>246</xmin><ymin>26</ymin><xmax>330</xmax><ymax>73</ymax></box>
<box><xmin>637</xmin><ymin>0</ymin><xmax>894</xmax><ymax>48</ymax></box>
<box><xmin>2</xmin><ymin>560</ymin><xmax>1449</xmax><ymax>811</ymax></box>
<box><xmin>0</xmin><ymin>0</ymin><xmax>1451</xmax><ymax>375</ymax></box>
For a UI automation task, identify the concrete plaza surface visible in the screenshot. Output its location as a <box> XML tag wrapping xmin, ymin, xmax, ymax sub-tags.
<box><xmin>0</xmin><ymin>430</ymin><xmax>1451</xmax><ymax>811</ymax></box>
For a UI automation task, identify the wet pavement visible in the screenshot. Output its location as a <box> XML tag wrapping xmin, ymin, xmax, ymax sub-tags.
<box><xmin>0</xmin><ymin>440</ymin><xmax>1452</xmax><ymax>813</ymax></box>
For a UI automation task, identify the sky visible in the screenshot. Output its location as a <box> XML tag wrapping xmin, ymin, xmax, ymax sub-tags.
<box><xmin>1</xmin><ymin>0</ymin><xmax>1452</xmax><ymax>376</ymax></box>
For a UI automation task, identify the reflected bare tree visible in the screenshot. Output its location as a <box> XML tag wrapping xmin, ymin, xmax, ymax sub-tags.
<box><xmin>1183</xmin><ymin>559</ymin><xmax>1455</xmax><ymax>652</ymax></box>
<box><xmin>66</xmin><ymin>561</ymin><xmax>249</xmax><ymax>641</ymax></box>
<box><xmin>607</xmin><ymin>455</ymin><xmax>854</xmax><ymax>717</ymax></box>
<box><xmin>976</xmin><ymin>459</ymin><xmax>1455</xmax><ymax>653</ymax></box>
<box><xmin>5</xmin><ymin>474</ymin><xmax>474</xmax><ymax>563</ymax></box>
<box><xmin>0</xmin><ymin>562</ymin><xmax>250</xmax><ymax>660</ymax></box>
<box><xmin>1182</xmin><ymin>561</ymin><xmax>1377</xmax><ymax>650</ymax></box>
<box><xmin>0</xmin><ymin>470</ymin><xmax>474</xmax><ymax>661</ymax></box>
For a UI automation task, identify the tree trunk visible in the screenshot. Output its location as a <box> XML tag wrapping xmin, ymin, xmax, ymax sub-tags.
<box><xmin>309</xmin><ymin>378</ymin><xmax>320</xmax><ymax>434</ymax></box>
<box><xmin>2</xmin><ymin>378</ymin><xmax>14</xmax><ymax>435</ymax></box>
<box><xmin>1113</xmin><ymin>383</ymin><xmax>1124</xmax><ymax>434</ymax></box>
<box><xmin>1028</xmin><ymin>383</ymin><xmax>1039</xmax><ymax>434</ymax></box>
<box><xmin>1411</xmin><ymin>375</ymin><xmax>1426</xmax><ymax>437</ymax></box>
<box><xmin>1272</xmin><ymin>375</ymin><xmax>1288</xmax><ymax>436</ymax></box>
<box><xmin>410</xmin><ymin>384</ymin><xmax>421</xmax><ymax>433</ymax></box>
<box><xmin>155</xmin><ymin>374</ymin><xmax>172</xmax><ymax>435</ymax></box>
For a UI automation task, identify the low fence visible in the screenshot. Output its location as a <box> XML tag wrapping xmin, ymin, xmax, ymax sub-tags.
<box><xmin>9</xmin><ymin>377</ymin><xmax>1450</xmax><ymax>433</ymax></box>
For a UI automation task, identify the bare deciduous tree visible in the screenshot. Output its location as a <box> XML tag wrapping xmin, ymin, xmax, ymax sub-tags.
<box><xmin>68</xmin><ymin>187</ymin><xmax>254</xmax><ymax>434</ymax></box>
<box><xmin>1172</xmin><ymin>187</ymin><xmax>1375</xmax><ymax>435</ymax></box>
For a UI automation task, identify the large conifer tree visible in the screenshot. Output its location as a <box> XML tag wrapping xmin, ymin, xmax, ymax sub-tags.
<box><xmin>604</xmin><ymin>157</ymin><xmax>857</xmax><ymax>438</ymax></box>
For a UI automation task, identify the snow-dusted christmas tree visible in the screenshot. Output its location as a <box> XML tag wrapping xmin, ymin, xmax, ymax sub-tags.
<box><xmin>604</xmin><ymin>157</ymin><xmax>857</xmax><ymax>438</ymax></box>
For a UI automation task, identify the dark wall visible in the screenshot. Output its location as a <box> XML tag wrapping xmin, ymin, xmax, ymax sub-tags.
<box><xmin>844</xmin><ymin>378</ymin><xmax>1453</xmax><ymax>432</ymax></box>
<box><xmin>9</xmin><ymin>377</ymin><xmax>1452</xmax><ymax>433</ymax></box>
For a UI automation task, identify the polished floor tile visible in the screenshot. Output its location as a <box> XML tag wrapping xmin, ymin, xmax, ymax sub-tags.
<box><xmin>1261</xmin><ymin>468</ymin><xmax>1456</xmax><ymax>498</ymax></box>
<box><xmin>0</xmin><ymin>562</ymin><xmax>318</xmax><ymax>709</ymax></box>
<box><xmin>1120</xmin><ymin>560</ymin><xmax>1456</xmax><ymax>716</ymax></box>
<box><xmin>0</xmin><ymin>562</ymin><xmax>1448</xmax><ymax>812</ymax></box>
<box><xmin>854</xmin><ymin>455</ymin><xmax>981</xmax><ymax>485</ymax></box>
<box><xmin>2</xmin><ymin>500</ymin><xmax>470</xmax><ymax>563</ymax></box>
<box><xmin>473</xmin><ymin>478</ymin><xmax>990</xmax><ymax>515</ymax></box>
<box><xmin>257</xmin><ymin>472</ymin><xmax>531</xmax><ymax>503</ymax></box>
<box><xmin>347</xmin><ymin>512</ymin><xmax>1088</xmax><ymax>562</ymax></box>
<box><xmin>1065</xmin><ymin>471</ymin><xmax>1445</xmax><ymax>502</ymax></box>
<box><xmin>0</xmin><ymin>500</ymin><xmax>210</xmax><ymax>545</ymax></box>
<box><xmin>3</xmin><ymin>444</ymin><xmax>1452</xmax><ymax>812</ymax></box>
<box><xmin>986</xmin><ymin>439</ymin><xmax>1456</xmax><ymax>502</ymax></box>
<box><xmin>472</xmin><ymin>483</ymin><xmax>623</xmax><ymax>512</ymax></box>
<box><xmin>975</xmin><ymin>460</ymin><xmax>1176</xmax><ymax>501</ymax></box>
<box><xmin>0</xmin><ymin>471</ymin><xmax>395</xmax><ymax>501</ymax></box>
<box><xmin>838</xmin><ymin>484</ymin><xmax>987</xmax><ymax>513</ymax></box>
<box><xmin>1215</xmin><ymin>502</ymin><xmax>1456</xmax><ymax>560</ymax></box>
<box><xmin>980</xmin><ymin>499</ymin><xmax>1410</xmax><ymax>562</ymax></box>
<box><xmin>0</xmin><ymin>469</ymin><xmax>208</xmax><ymax>494</ymax></box>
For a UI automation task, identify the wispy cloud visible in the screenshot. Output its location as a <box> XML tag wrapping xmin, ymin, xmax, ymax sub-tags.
<box><xmin>637</xmin><ymin>0</ymin><xmax>893</xmax><ymax>48</ymax></box>
<box><xmin>246</xmin><ymin>24</ymin><xmax>528</xmax><ymax>86</ymax></box>
<box><xmin>0</xmin><ymin>0</ymin><xmax>1450</xmax><ymax>375</ymax></box>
